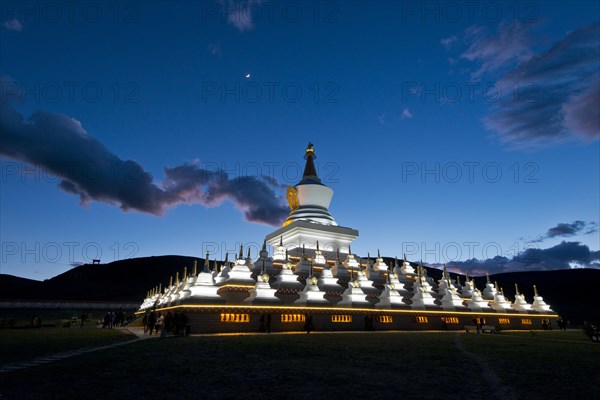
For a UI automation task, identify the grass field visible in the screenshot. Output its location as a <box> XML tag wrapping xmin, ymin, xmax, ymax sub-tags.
<box><xmin>0</xmin><ymin>330</ymin><xmax>598</xmax><ymax>400</ymax></box>
<box><xmin>0</xmin><ymin>327</ymin><xmax>136</xmax><ymax>364</ymax></box>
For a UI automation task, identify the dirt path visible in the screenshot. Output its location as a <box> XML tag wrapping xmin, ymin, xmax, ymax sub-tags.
<box><xmin>454</xmin><ymin>333</ymin><xmax>517</xmax><ymax>400</ymax></box>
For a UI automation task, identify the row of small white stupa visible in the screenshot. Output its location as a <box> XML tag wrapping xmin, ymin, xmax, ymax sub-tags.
<box><xmin>139</xmin><ymin>240</ymin><xmax>553</xmax><ymax>314</ymax></box>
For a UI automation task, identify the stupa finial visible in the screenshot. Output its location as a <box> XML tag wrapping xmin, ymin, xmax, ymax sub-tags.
<box><xmin>247</xmin><ymin>247</ymin><xmax>251</xmax><ymax>259</ymax></box>
<box><xmin>515</xmin><ymin>283</ymin><xmax>520</xmax><ymax>295</ymax></box>
<box><xmin>193</xmin><ymin>260</ymin><xmax>197</xmax><ymax>276</ymax></box>
<box><xmin>204</xmin><ymin>251</ymin><xmax>210</xmax><ymax>273</ymax></box>
<box><xmin>213</xmin><ymin>259</ymin><xmax>218</xmax><ymax>272</ymax></box>
<box><xmin>377</xmin><ymin>249</ymin><xmax>381</xmax><ymax>258</ymax></box>
<box><xmin>279</xmin><ymin>236</ymin><xmax>283</xmax><ymax>246</ymax></box>
<box><xmin>316</xmin><ymin>241</ymin><xmax>320</xmax><ymax>251</ymax></box>
<box><xmin>239</xmin><ymin>244</ymin><xmax>244</xmax><ymax>259</ymax></box>
<box><xmin>183</xmin><ymin>266</ymin><xmax>187</xmax><ymax>281</ymax></box>
<box><xmin>533</xmin><ymin>284</ymin><xmax>538</xmax><ymax>296</ymax></box>
<box><xmin>486</xmin><ymin>272</ymin><xmax>490</xmax><ymax>284</ymax></box>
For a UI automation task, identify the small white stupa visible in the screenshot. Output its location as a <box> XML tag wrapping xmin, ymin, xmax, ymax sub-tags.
<box><xmin>410</xmin><ymin>265</ymin><xmax>438</xmax><ymax>309</ymax></box>
<box><xmin>400</xmin><ymin>254</ymin><xmax>415</xmax><ymax>275</ymax></box>
<box><xmin>313</xmin><ymin>241</ymin><xmax>327</xmax><ymax>265</ymax></box>
<box><xmin>275</xmin><ymin>250</ymin><xmax>303</xmax><ymax>290</ymax></box>
<box><xmin>189</xmin><ymin>254</ymin><xmax>222</xmax><ymax>301</ymax></box>
<box><xmin>376</xmin><ymin>267</ymin><xmax>406</xmax><ymax>308</ymax></box>
<box><xmin>482</xmin><ymin>273</ymin><xmax>498</xmax><ymax>300</ymax></box>
<box><xmin>338</xmin><ymin>269</ymin><xmax>370</xmax><ymax>307</ymax></box>
<box><xmin>372</xmin><ymin>250</ymin><xmax>388</xmax><ymax>272</ymax></box>
<box><xmin>461</xmin><ymin>273</ymin><xmax>475</xmax><ymax>298</ymax></box>
<box><xmin>245</xmin><ymin>259</ymin><xmax>279</xmax><ymax>304</ymax></box>
<box><xmin>272</xmin><ymin>236</ymin><xmax>286</xmax><ymax>262</ymax></box>
<box><xmin>531</xmin><ymin>285</ymin><xmax>552</xmax><ymax>312</ymax></box>
<box><xmin>214</xmin><ymin>253</ymin><xmax>231</xmax><ymax>284</ymax></box>
<box><xmin>511</xmin><ymin>284</ymin><xmax>533</xmax><ymax>312</ymax></box>
<box><xmin>295</xmin><ymin>263</ymin><xmax>328</xmax><ymax>305</ymax></box>
<box><xmin>294</xmin><ymin>245</ymin><xmax>312</xmax><ymax>275</ymax></box>
<box><xmin>467</xmin><ymin>288</ymin><xmax>490</xmax><ymax>310</ymax></box>
<box><xmin>317</xmin><ymin>251</ymin><xmax>342</xmax><ymax>291</ymax></box>
<box><xmin>436</xmin><ymin>264</ymin><xmax>455</xmax><ymax>297</ymax></box>
<box><xmin>222</xmin><ymin>245</ymin><xmax>255</xmax><ymax>286</ymax></box>
<box><xmin>490</xmin><ymin>283</ymin><xmax>512</xmax><ymax>311</ymax></box>
<box><xmin>364</xmin><ymin>253</ymin><xmax>380</xmax><ymax>280</ymax></box>
<box><xmin>440</xmin><ymin>279</ymin><xmax>466</xmax><ymax>310</ymax></box>
<box><xmin>331</xmin><ymin>249</ymin><xmax>351</xmax><ymax>280</ymax></box>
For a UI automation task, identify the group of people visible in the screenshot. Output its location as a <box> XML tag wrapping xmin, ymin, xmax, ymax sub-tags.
<box><xmin>142</xmin><ymin>310</ymin><xmax>189</xmax><ymax>338</ymax></box>
<box><xmin>101</xmin><ymin>309</ymin><xmax>129</xmax><ymax>328</ymax></box>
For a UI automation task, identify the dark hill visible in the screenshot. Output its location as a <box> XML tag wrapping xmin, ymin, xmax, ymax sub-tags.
<box><xmin>1</xmin><ymin>256</ymin><xmax>598</xmax><ymax>324</ymax></box>
<box><xmin>0</xmin><ymin>255</ymin><xmax>207</xmax><ymax>302</ymax></box>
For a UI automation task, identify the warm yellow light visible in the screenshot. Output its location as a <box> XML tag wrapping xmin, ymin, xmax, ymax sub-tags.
<box><xmin>498</xmin><ymin>318</ymin><xmax>510</xmax><ymax>324</ymax></box>
<box><xmin>521</xmin><ymin>318</ymin><xmax>532</xmax><ymax>325</ymax></box>
<box><xmin>332</xmin><ymin>315</ymin><xmax>352</xmax><ymax>323</ymax></box>
<box><xmin>135</xmin><ymin>304</ymin><xmax>558</xmax><ymax>319</ymax></box>
<box><xmin>281</xmin><ymin>314</ymin><xmax>306</xmax><ymax>323</ymax></box>
<box><xmin>220</xmin><ymin>313</ymin><xmax>250</xmax><ymax>323</ymax></box>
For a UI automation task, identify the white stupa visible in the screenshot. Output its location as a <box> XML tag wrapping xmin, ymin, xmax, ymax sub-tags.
<box><xmin>490</xmin><ymin>284</ymin><xmax>512</xmax><ymax>312</ymax></box>
<box><xmin>440</xmin><ymin>279</ymin><xmax>466</xmax><ymax>310</ymax></box>
<box><xmin>266</xmin><ymin>143</ymin><xmax>359</xmax><ymax>256</ymax></box>
<box><xmin>274</xmin><ymin>250</ymin><xmax>303</xmax><ymax>290</ymax></box>
<box><xmin>467</xmin><ymin>288</ymin><xmax>490</xmax><ymax>310</ymax></box>
<box><xmin>461</xmin><ymin>274</ymin><xmax>475</xmax><ymax>298</ymax></box>
<box><xmin>511</xmin><ymin>284</ymin><xmax>533</xmax><ymax>312</ymax></box>
<box><xmin>531</xmin><ymin>285</ymin><xmax>553</xmax><ymax>313</ymax></box>
<box><xmin>272</xmin><ymin>237</ymin><xmax>286</xmax><ymax>262</ymax></box>
<box><xmin>245</xmin><ymin>259</ymin><xmax>279</xmax><ymax>304</ymax></box>
<box><xmin>410</xmin><ymin>266</ymin><xmax>438</xmax><ymax>308</ymax></box>
<box><xmin>338</xmin><ymin>269</ymin><xmax>370</xmax><ymax>307</ymax></box>
<box><xmin>376</xmin><ymin>269</ymin><xmax>407</xmax><ymax>308</ymax></box>
<box><xmin>481</xmin><ymin>273</ymin><xmax>498</xmax><ymax>300</ymax></box>
<box><xmin>222</xmin><ymin>245</ymin><xmax>255</xmax><ymax>286</ymax></box>
<box><xmin>331</xmin><ymin>249</ymin><xmax>351</xmax><ymax>280</ymax></box>
<box><xmin>436</xmin><ymin>265</ymin><xmax>455</xmax><ymax>297</ymax></box>
<box><xmin>400</xmin><ymin>254</ymin><xmax>415</xmax><ymax>275</ymax></box>
<box><xmin>295</xmin><ymin>264</ymin><xmax>329</xmax><ymax>305</ymax></box>
<box><xmin>317</xmin><ymin>252</ymin><xmax>342</xmax><ymax>291</ymax></box>
<box><xmin>188</xmin><ymin>255</ymin><xmax>222</xmax><ymax>301</ymax></box>
<box><xmin>364</xmin><ymin>253</ymin><xmax>380</xmax><ymax>280</ymax></box>
<box><xmin>372</xmin><ymin>250</ymin><xmax>388</xmax><ymax>272</ymax></box>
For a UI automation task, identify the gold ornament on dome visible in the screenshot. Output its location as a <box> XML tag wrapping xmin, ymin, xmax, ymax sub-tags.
<box><xmin>286</xmin><ymin>186</ymin><xmax>299</xmax><ymax>211</ymax></box>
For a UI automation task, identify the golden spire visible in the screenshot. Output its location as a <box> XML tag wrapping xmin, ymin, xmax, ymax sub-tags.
<box><xmin>183</xmin><ymin>266</ymin><xmax>187</xmax><ymax>281</ymax></box>
<box><xmin>486</xmin><ymin>272</ymin><xmax>490</xmax><ymax>284</ymax></box>
<box><xmin>158</xmin><ymin>283</ymin><xmax>162</xmax><ymax>293</ymax></box>
<box><xmin>213</xmin><ymin>259</ymin><xmax>218</xmax><ymax>272</ymax></box>
<box><xmin>169</xmin><ymin>276</ymin><xmax>173</xmax><ymax>288</ymax></box>
<box><xmin>175</xmin><ymin>271</ymin><xmax>179</xmax><ymax>284</ymax></box>
<box><xmin>193</xmin><ymin>260</ymin><xmax>197</xmax><ymax>276</ymax></box>
<box><xmin>515</xmin><ymin>283</ymin><xmax>520</xmax><ymax>295</ymax></box>
<box><xmin>533</xmin><ymin>284</ymin><xmax>538</xmax><ymax>296</ymax></box>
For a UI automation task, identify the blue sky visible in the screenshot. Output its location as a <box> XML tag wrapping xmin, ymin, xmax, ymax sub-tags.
<box><xmin>1</xmin><ymin>1</ymin><xmax>599</xmax><ymax>280</ymax></box>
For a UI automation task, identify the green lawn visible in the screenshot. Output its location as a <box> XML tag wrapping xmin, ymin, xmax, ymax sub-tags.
<box><xmin>0</xmin><ymin>327</ymin><xmax>135</xmax><ymax>365</ymax></box>
<box><xmin>0</xmin><ymin>331</ymin><xmax>598</xmax><ymax>400</ymax></box>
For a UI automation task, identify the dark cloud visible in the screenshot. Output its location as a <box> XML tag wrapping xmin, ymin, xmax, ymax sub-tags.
<box><xmin>448</xmin><ymin>21</ymin><xmax>600</xmax><ymax>149</ymax></box>
<box><xmin>444</xmin><ymin>241</ymin><xmax>600</xmax><ymax>276</ymax></box>
<box><xmin>531</xmin><ymin>220</ymin><xmax>598</xmax><ymax>242</ymax></box>
<box><xmin>0</xmin><ymin>76</ymin><xmax>288</xmax><ymax>226</ymax></box>
<box><xmin>484</xmin><ymin>22</ymin><xmax>600</xmax><ymax>148</ymax></box>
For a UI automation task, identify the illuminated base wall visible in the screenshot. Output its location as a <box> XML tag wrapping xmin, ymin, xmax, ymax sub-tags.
<box><xmin>141</xmin><ymin>305</ymin><xmax>558</xmax><ymax>334</ymax></box>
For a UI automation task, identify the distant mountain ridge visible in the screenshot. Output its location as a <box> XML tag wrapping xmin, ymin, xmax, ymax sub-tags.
<box><xmin>1</xmin><ymin>256</ymin><xmax>598</xmax><ymax>324</ymax></box>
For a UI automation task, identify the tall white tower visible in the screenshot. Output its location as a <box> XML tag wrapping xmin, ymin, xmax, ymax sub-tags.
<box><xmin>265</xmin><ymin>143</ymin><xmax>358</xmax><ymax>258</ymax></box>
